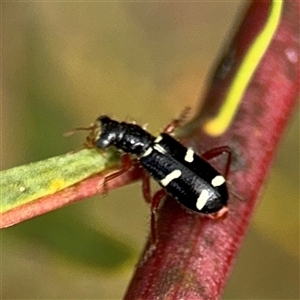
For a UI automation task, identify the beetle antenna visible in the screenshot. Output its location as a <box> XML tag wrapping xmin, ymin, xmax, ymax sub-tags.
<box><xmin>64</xmin><ymin>123</ymin><xmax>100</xmax><ymax>149</ymax></box>
<box><xmin>64</xmin><ymin>124</ymin><xmax>96</xmax><ymax>137</ymax></box>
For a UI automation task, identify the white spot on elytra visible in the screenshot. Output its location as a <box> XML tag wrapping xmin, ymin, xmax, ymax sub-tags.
<box><xmin>19</xmin><ymin>186</ymin><xmax>26</xmax><ymax>192</ymax></box>
<box><xmin>153</xmin><ymin>143</ymin><xmax>166</xmax><ymax>154</ymax></box>
<box><xmin>285</xmin><ymin>48</ymin><xmax>298</xmax><ymax>63</ymax></box>
<box><xmin>160</xmin><ymin>169</ymin><xmax>182</xmax><ymax>187</ymax></box>
<box><xmin>211</xmin><ymin>175</ymin><xmax>225</xmax><ymax>187</ymax></box>
<box><xmin>154</xmin><ymin>135</ymin><xmax>163</xmax><ymax>143</ymax></box>
<box><xmin>142</xmin><ymin>147</ymin><xmax>153</xmax><ymax>157</ymax></box>
<box><xmin>196</xmin><ymin>190</ymin><xmax>209</xmax><ymax>210</ymax></box>
<box><xmin>184</xmin><ymin>148</ymin><xmax>194</xmax><ymax>163</ymax></box>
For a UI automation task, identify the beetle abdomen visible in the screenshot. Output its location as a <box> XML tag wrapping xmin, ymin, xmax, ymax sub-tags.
<box><xmin>140</xmin><ymin>134</ymin><xmax>228</xmax><ymax>214</ymax></box>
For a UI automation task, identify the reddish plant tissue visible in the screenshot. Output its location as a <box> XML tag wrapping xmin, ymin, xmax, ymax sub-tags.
<box><xmin>124</xmin><ymin>1</ymin><xmax>299</xmax><ymax>300</ymax></box>
<box><xmin>1</xmin><ymin>166</ymin><xmax>143</xmax><ymax>229</ymax></box>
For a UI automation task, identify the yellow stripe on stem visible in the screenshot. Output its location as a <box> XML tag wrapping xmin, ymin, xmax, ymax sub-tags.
<box><xmin>204</xmin><ymin>0</ymin><xmax>283</xmax><ymax>136</ymax></box>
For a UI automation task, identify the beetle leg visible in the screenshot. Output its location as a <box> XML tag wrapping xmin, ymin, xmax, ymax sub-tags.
<box><xmin>163</xmin><ymin>107</ymin><xmax>191</xmax><ymax>134</ymax></box>
<box><xmin>142</xmin><ymin>172</ymin><xmax>152</xmax><ymax>204</ymax></box>
<box><xmin>142</xmin><ymin>172</ymin><xmax>165</xmax><ymax>242</ymax></box>
<box><xmin>101</xmin><ymin>154</ymin><xmax>135</xmax><ymax>195</ymax></box>
<box><xmin>207</xmin><ymin>206</ymin><xmax>228</xmax><ymax>219</ymax></box>
<box><xmin>201</xmin><ymin>146</ymin><xmax>232</xmax><ymax>178</ymax></box>
<box><xmin>150</xmin><ymin>189</ymin><xmax>167</xmax><ymax>243</ymax></box>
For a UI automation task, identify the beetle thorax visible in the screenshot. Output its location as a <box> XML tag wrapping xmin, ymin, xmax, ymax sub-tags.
<box><xmin>95</xmin><ymin>116</ymin><xmax>155</xmax><ymax>156</ymax></box>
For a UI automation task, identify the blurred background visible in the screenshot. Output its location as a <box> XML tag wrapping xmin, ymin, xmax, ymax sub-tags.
<box><xmin>2</xmin><ymin>1</ymin><xmax>299</xmax><ymax>299</ymax></box>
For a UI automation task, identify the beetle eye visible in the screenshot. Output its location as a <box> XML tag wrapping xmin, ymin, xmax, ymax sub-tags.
<box><xmin>96</xmin><ymin>138</ymin><xmax>110</xmax><ymax>149</ymax></box>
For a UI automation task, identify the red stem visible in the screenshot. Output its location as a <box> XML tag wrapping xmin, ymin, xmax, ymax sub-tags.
<box><xmin>124</xmin><ymin>1</ymin><xmax>299</xmax><ymax>299</ymax></box>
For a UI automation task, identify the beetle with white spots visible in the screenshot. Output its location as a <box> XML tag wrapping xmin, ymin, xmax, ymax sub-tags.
<box><xmin>92</xmin><ymin>115</ymin><xmax>231</xmax><ymax>221</ymax></box>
